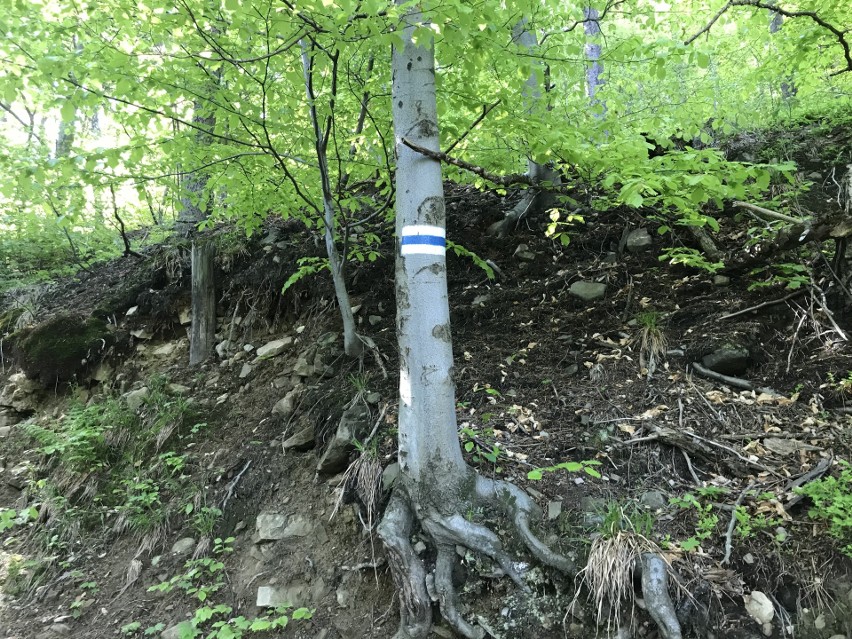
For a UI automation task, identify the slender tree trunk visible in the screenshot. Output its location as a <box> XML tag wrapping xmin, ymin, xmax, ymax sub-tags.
<box><xmin>769</xmin><ymin>10</ymin><xmax>795</xmax><ymax>100</ymax></box>
<box><xmin>487</xmin><ymin>19</ymin><xmax>559</xmax><ymax>237</ymax></box>
<box><xmin>179</xmin><ymin>106</ymin><xmax>216</xmax><ymax>366</ymax></box>
<box><xmin>584</xmin><ymin>6</ymin><xmax>605</xmax><ymax>106</ymax></box>
<box><xmin>300</xmin><ymin>41</ymin><xmax>363</xmax><ymax>358</ymax></box>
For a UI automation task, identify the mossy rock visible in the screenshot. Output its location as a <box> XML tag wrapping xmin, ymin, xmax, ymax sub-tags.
<box><xmin>11</xmin><ymin>314</ymin><xmax>115</xmax><ymax>386</ymax></box>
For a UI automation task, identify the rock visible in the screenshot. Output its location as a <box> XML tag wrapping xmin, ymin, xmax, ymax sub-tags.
<box><xmin>602</xmin><ymin>252</ymin><xmax>618</xmax><ymax>264</ymax></box>
<box><xmin>640</xmin><ymin>490</ymin><xmax>667</xmax><ymax>510</ymax></box>
<box><xmin>317</xmin><ymin>404</ymin><xmax>370</xmax><ymax>475</ymax></box>
<box><xmin>243</xmin><ymin>344</ymin><xmax>254</xmax><ymax>353</ymax></box>
<box><xmin>170</xmin><ymin>537</ymin><xmax>196</xmax><ymax>556</ymax></box>
<box><xmin>281</xmin><ymin>515</ymin><xmax>312</xmax><ymax>538</ymax></box>
<box><xmin>471</xmin><ymin>294</ymin><xmax>491</xmax><ymax>308</ymax></box>
<box><xmin>152</xmin><ymin>343</ymin><xmax>176</xmax><ymax>357</ymax></box>
<box><xmin>256</xmin><ymin>337</ymin><xmax>293</xmax><ymax>359</ymax></box>
<box><xmin>368</xmin><ymin>315</ymin><xmax>382</xmax><ymax>326</ymax></box>
<box><xmin>90</xmin><ymin>362</ymin><xmax>114</xmax><ymax>383</ymax></box>
<box><xmin>0</xmin><ymin>426</ymin><xmax>10</xmax><ymax>438</ymax></box>
<box><xmin>713</xmin><ymin>275</ymin><xmax>731</xmax><ymax>286</ymax></box>
<box><xmin>763</xmin><ymin>438</ymin><xmax>801</xmax><ymax>456</ymax></box>
<box><xmin>130</xmin><ymin>328</ymin><xmax>153</xmax><ymax>340</ymax></box>
<box><xmin>48</xmin><ymin>623</ymin><xmax>72</xmax><ymax>636</ymax></box>
<box><xmin>293</xmin><ymin>357</ymin><xmax>314</xmax><ymax>377</ymax></box>
<box><xmin>178</xmin><ymin>307</ymin><xmax>191</xmax><ymax>325</ymax></box>
<box><xmin>272</xmin><ymin>386</ymin><xmax>303</xmax><ymax>418</ymax></box>
<box><xmin>12</xmin><ymin>314</ymin><xmax>115</xmax><ymax>386</ymax></box>
<box><xmin>317</xmin><ymin>332</ymin><xmax>338</xmax><ymax>347</ymax></box>
<box><xmin>513</xmin><ymin>244</ymin><xmax>536</xmax><ymax>261</ymax></box>
<box><xmin>625</xmin><ymin>228</ymin><xmax>652</xmax><ymax>253</ymax></box>
<box><xmin>256</xmin><ymin>578</ymin><xmax>325</xmax><ymax>608</ymax></box>
<box><xmin>160</xmin><ymin>622</ymin><xmax>191</xmax><ymax>639</ymax></box>
<box><xmin>167</xmin><ymin>383</ymin><xmax>191</xmax><ymax>395</ymax></box>
<box><xmin>215</xmin><ymin>340</ymin><xmax>231</xmax><ymax>359</ymax></box>
<box><xmin>569</xmin><ymin>281</ymin><xmax>606</xmax><ymax>302</ymax></box>
<box><xmin>365</xmin><ymin>392</ymin><xmax>381</xmax><ymax>404</ymax></box>
<box><xmin>382</xmin><ymin>462</ymin><xmax>400</xmax><ymax>492</ymax></box>
<box><xmin>124</xmin><ymin>387</ymin><xmax>149</xmax><ymax>412</ymax></box>
<box><xmin>282</xmin><ymin>425</ymin><xmax>315</xmax><ymax>451</ymax></box>
<box><xmin>239</xmin><ymin>363</ymin><xmax>253</xmax><ymax>379</ymax></box>
<box><xmin>547</xmin><ymin>501</ymin><xmax>562</xmax><ymax>520</ymax></box>
<box><xmin>744</xmin><ymin>591</ymin><xmax>774</xmax><ymax>626</ymax></box>
<box><xmin>125</xmin><ymin>305</ymin><xmax>139</xmax><ymax>316</ymax></box>
<box><xmin>702</xmin><ymin>345</ymin><xmax>750</xmax><ymax>376</ymax></box>
<box><xmin>256</xmin><ymin>512</ymin><xmax>288</xmax><ymax>541</ymax></box>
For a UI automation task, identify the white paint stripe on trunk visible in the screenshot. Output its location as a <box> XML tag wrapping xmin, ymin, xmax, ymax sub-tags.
<box><xmin>401</xmin><ymin>224</ymin><xmax>445</xmax><ymax>237</ymax></box>
<box><xmin>401</xmin><ymin>245</ymin><xmax>445</xmax><ymax>256</ymax></box>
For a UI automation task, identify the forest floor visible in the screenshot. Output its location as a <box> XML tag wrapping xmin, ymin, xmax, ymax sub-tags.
<box><xmin>1</xmin><ymin>123</ymin><xmax>851</xmax><ymax>639</ymax></box>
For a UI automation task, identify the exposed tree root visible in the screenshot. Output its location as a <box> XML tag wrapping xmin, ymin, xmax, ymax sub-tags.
<box><xmin>377</xmin><ymin>469</ymin><xmax>574</xmax><ymax>639</ymax></box>
<box><xmin>641</xmin><ymin>553</ymin><xmax>682</xmax><ymax>639</ymax></box>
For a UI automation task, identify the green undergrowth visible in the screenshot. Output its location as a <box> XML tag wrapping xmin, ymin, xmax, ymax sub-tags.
<box><xmin>5</xmin><ymin>375</ymin><xmax>209</xmax><ymax>596</ymax></box>
<box><xmin>122</xmin><ymin>537</ymin><xmax>313</xmax><ymax>638</ymax></box>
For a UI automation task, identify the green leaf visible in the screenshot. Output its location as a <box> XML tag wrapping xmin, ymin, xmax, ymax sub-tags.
<box><xmin>527</xmin><ymin>469</ymin><xmax>543</xmax><ymax>481</ymax></box>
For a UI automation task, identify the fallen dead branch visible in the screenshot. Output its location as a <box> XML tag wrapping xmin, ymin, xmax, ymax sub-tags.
<box><xmin>691</xmin><ymin>362</ymin><xmax>782</xmax><ymax>397</ymax></box>
<box><xmin>733</xmin><ymin>201</ymin><xmax>805</xmax><ymax>225</ymax></box>
<box><xmin>782</xmin><ymin>456</ymin><xmax>833</xmax><ymax>510</ymax></box>
<box><xmin>719</xmin><ymin>291</ymin><xmax>804</xmax><ymax>320</ymax></box>
<box><xmin>722</xmin><ymin>482</ymin><xmax>757</xmax><ymax>565</ymax></box>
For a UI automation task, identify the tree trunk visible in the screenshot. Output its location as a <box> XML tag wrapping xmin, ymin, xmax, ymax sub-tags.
<box><xmin>189</xmin><ymin>239</ymin><xmax>216</xmax><ymax>366</ymax></box>
<box><xmin>585</xmin><ymin>6</ymin><xmax>605</xmax><ymax>105</ymax></box>
<box><xmin>379</xmin><ymin>7</ymin><xmax>574</xmax><ymax>639</ymax></box>
<box><xmin>487</xmin><ymin>19</ymin><xmax>559</xmax><ymax>237</ymax></box>
<box><xmin>179</xmin><ymin>107</ymin><xmax>216</xmax><ymax>366</ymax></box>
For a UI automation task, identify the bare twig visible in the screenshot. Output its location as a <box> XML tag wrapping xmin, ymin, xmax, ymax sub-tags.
<box><xmin>719</xmin><ymin>290</ymin><xmax>805</xmax><ymax>320</ymax></box>
<box><xmin>445</xmin><ymin>100</ymin><xmax>501</xmax><ymax>155</ymax></box>
<box><xmin>733</xmin><ymin>201</ymin><xmax>805</xmax><ymax>225</ymax></box>
<box><xmin>220</xmin><ymin>459</ymin><xmax>252</xmax><ymax>510</ymax></box>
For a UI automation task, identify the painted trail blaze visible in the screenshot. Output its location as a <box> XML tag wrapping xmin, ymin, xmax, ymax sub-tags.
<box><xmin>400</xmin><ymin>224</ymin><xmax>445</xmax><ymax>257</ymax></box>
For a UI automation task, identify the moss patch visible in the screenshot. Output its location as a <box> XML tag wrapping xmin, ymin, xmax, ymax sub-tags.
<box><xmin>11</xmin><ymin>314</ymin><xmax>115</xmax><ymax>386</ymax></box>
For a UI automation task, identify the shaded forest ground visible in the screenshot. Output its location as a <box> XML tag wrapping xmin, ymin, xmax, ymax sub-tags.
<box><xmin>0</xmin><ymin>121</ymin><xmax>851</xmax><ymax>639</ymax></box>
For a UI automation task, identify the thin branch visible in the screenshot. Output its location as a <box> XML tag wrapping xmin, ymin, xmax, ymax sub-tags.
<box><xmin>685</xmin><ymin>1</ymin><xmax>733</xmax><ymax>45</ymax></box>
<box><xmin>401</xmin><ymin>137</ymin><xmax>535</xmax><ymax>187</ymax></box>
<box><xmin>722</xmin><ymin>482</ymin><xmax>756</xmax><ymax>565</ymax></box>
<box><xmin>445</xmin><ymin>100</ymin><xmax>501</xmax><ymax>155</ymax></box>
<box><xmin>733</xmin><ymin>201</ymin><xmax>805</xmax><ymax>224</ymax></box>
<box><xmin>719</xmin><ymin>290</ymin><xmax>805</xmax><ymax>320</ymax></box>
<box><xmin>686</xmin><ymin>0</ymin><xmax>852</xmax><ymax>75</ymax></box>
<box><xmin>108</xmin><ymin>184</ymin><xmax>143</xmax><ymax>258</ymax></box>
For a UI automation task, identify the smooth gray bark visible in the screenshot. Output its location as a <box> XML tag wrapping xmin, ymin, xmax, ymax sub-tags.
<box><xmin>487</xmin><ymin>19</ymin><xmax>559</xmax><ymax>237</ymax></box>
<box><xmin>584</xmin><ymin>6</ymin><xmax>605</xmax><ymax>105</ymax></box>
<box><xmin>300</xmin><ymin>41</ymin><xmax>363</xmax><ymax>358</ymax></box>
<box><xmin>379</xmin><ymin>7</ymin><xmax>574</xmax><ymax>639</ymax></box>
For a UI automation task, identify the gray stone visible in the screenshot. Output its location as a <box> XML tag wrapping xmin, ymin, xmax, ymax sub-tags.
<box><xmin>152</xmin><ymin>343</ymin><xmax>176</xmax><ymax>357</ymax></box>
<box><xmin>215</xmin><ymin>340</ymin><xmax>231</xmax><ymax>359</ymax></box>
<box><xmin>547</xmin><ymin>501</ymin><xmax>562</xmax><ymax>520</ymax></box>
<box><xmin>90</xmin><ymin>362</ymin><xmax>114</xmax><ymax>383</ymax></box>
<box><xmin>282</xmin><ymin>425</ymin><xmax>315</xmax><ymax>451</ymax></box>
<box><xmin>0</xmin><ymin>426</ymin><xmax>10</xmax><ymax>438</ymax></box>
<box><xmin>256</xmin><ymin>583</ymin><xmax>307</xmax><ymax>608</ymax></box>
<box><xmin>365</xmin><ymin>392</ymin><xmax>381</xmax><ymax>404</ymax></box>
<box><xmin>48</xmin><ymin>623</ymin><xmax>72</xmax><ymax>636</ymax></box>
<box><xmin>513</xmin><ymin>244</ymin><xmax>536</xmax><ymax>261</ymax></box>
<box><xmin>471</xmin><ymin>294</ymin><xmax>491</xmax><ymax>307</ymax></box>
<box><xmin>256</xmin><ymin>512</ymin><xmax>288</xmax><ymax>541</ymax></box>
<box><xmin>170</xmin><ymin>537</ymin><xmax>196</xmax><ymax>556</ymax></box>
<box><xmin>178</xmin><ymin>307</ymin><xmax>191</xmax><ymax>325</ymax></box>
<box><xmin>713</xmin><ymin>275</ymin><xmax>731</xmax><ymax>286</ymax></box>
<box><xmin>256</xmin><ymin>337</ymin><xmax>293</xmax><ymax>359</ymax></box>
<box><xmin>272</xmin><ymin>386</ymin><xmax>303</xmax><ymax>418</ymax></box>
<box><xmin>281</xmin><ymin>515</ymin><xmax>312</xmax><ymax>538</ymax></box>
<box><xmin>382</xmin><ymin>462</ymin><xmax>400</xmax><ymax>492</ymax></box>
<box><xmin>239</xmin><ymin>363</ymin><xmax>253</xmax><ymax>379</ymax></box>
<box><xmin>160</xmin><ymin>622</ymin><xmax>191</xmax><ymax>639</ymax></box>
<box><xmin>602</xmin><ymin>252</ymin><xmax>618</xmax><ymax>264</ymax></box>
<box><xmin>702</xmin><ymin>346</ymin><xmax>750</xmax><ymax>376</ymax></box>
<box><xmin>317</xmin><ymin>404</ymin><xmax>370</xmax><ymax>475</ymax></box>
<box><xmin>368</xmin><ymin>315</ymin><xmax>382</xmax><ymax>326</ymax></box>
<box><xmin>639</xmin><ymin>490</ymin><xmax>667</xmax><ymax>510</ymax></box>
<box><xmin>243</xmin><ymin>343</ymin><xmax>255</xmax><ymax>353</ymax></box>
<box><xmin>569</xmin><ymin>281</ymin><xmax>606</xmax><ymax>302</ymax></box>
<box><xmin>130</xmin><ymin>328</ymin><xmax>153</xmax><ymax>340</ymax></box>
<box><xmin>293</xmin><ymin>357</ymin><xmax>314</xmax><ymax>377</ymax></box>
<box><xmin>317</xmin><ymin>332</ymin><xmax>339</xmax><ymax>347</ymax></box>
<box><xmin>625</xmin><ymin>228</ymin><xmax>652</xmax><ymax>253</ymax></box>
<box><xmin>124</xmin><ymin>387</ymin><xmax>149</xmax><ymax>412</ymax></box>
